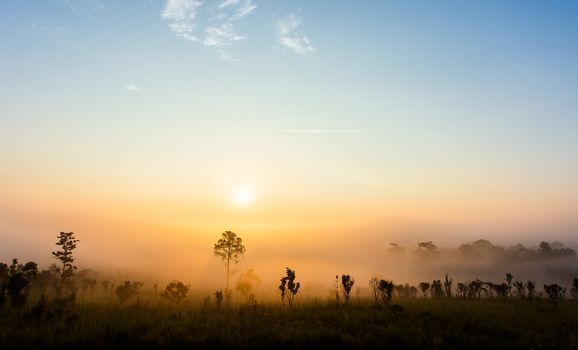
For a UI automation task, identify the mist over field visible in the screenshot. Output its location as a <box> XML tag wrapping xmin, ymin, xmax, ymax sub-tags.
<box><xmin>2</xmin><ymin>1</ymin><xmax>578</xmax><ymax>348</ymax></box>
<box><xmin>4</xmin><ymin>223</ymin><xmax>576</xmax><ymax>303</ymax></box>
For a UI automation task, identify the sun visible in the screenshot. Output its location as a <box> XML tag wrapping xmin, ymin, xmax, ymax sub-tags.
<box><xmin>234</xmin><ymin>187</ymin><xmax>252</xmax><ymax>205</ymax></box>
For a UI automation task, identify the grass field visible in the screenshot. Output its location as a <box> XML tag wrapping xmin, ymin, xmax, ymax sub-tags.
<box><xmin>1</xmin><ymin>296</ymin><xmax>576</xmax><ymax>349</ymax></box>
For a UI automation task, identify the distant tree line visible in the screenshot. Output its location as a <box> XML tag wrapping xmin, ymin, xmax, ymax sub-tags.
<box><xmin>389</xmin><ymin>239</ymin><xmax>576</xmax><ymax>262</ymax></box>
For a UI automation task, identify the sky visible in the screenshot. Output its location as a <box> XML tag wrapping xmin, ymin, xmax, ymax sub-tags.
<box><xmin>1</xmin><ymin>0</ymin><xmax>578</xmax><ymax>287</ymax></box>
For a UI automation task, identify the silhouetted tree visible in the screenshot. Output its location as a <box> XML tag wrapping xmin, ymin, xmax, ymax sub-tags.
<box><xmin>538</xmin><ymin>241</ymin><xmax>552</xmax><ymax>254</ymax></box>
<box><xmin>115</xmin><ymin>281</ymin><xmax>143</xmax><ymax>304</ymax></box>
<box><xmin>415</xmin><ymin>241</ymin><xmax>439</xmax><ymax>259</ymax></box>
<box><xmin>160</xmin><ymin>280</ymin><xmax>189</xmax><ymax>306</ymax></box>
<box><xmin>236</xmin><ymin>269</ymin><xmax>261</xmax><ymax>305</ymax></box>
<box><xmin>514</xmin><ymin>281</ymin><xmax>526</xmax><ymax>299</ymax></box>
<box><xmin>456</xmin><ymin>282</ymin><xmax>468</xmax><ymax>298</ymax></box>
<box><xmin>444</xmin><ymin>274</ymin><xmax>453</xmax><ymax>298</ymax></box>
<box><xmin>393</xmin><ymin>284</ymin><xmax>415</xmax><ymax>298</ymax></box>
<box><xmin>214</xmin><ymin>290</ymin><xmax>223</xmax><ymax>309</ymax></box>
<box><xmin>468</xmin><ymin>279</ymin><xmax>486</xmax><ymax>299</ymax></box>
<box><xmin>4</xmin><ymin>259</ymin><xmax>37</xmax><ymax>307</ymax></box>
<box><xmin>0</xmin><ymin>263</ymin><xmax>8</xmax><ymax>307</ymax></box>
<box><xmin>487</xmin><ymin>282</ymin><xmax>508</xmax><ymax>298</ymax></box>
<box><xmin>394</xmin><ymin>284</ymin><xmax>405</xmax><ymax>298</ymax></box>
<box><xmin>571</xmin><ymin>278</ymin><xmax>578</xmax><ymax>300</ymax></box>
<box><xmin>419</xmin><ymin>282</ymin><xmax>430</xmax><ymax>299</ymax></box>
<box><xmin>102</xmin><ymin>280</ymin><xmax>110</xmax><ymax>296</ymax></box>
<box><xmin>369</xmin><ymin>277</ymin><xmax>380</xmax><ymax>306</ymax></box>
<box><xmin>21</xmin><ymin>261</ymin><xmax>38</xmax><ymax>295</ymax></box>
<box><xmin>213</xmin><ymin>231</ymin><xmax>246</xmax><ymax>305</ymax></box>
<box><xmin>505</xmin><ymin>273</ymin><xmax>513</xmax><ymax>297</ymax></box>
<box><xmin>544</xmin><ymin>283</ymin><xmax>565</xmax><ymax>305</ymax></box>
<box><xmin>52</xmin><ymin>231</ymin><xmax>79</xmax><ymax>296</ymax></box>
<box><xmin>459</xmin><ymin>239</ymin><xmax>504</xmax><ymax>259</ymax></box>
<box><xmin>431</xmin><ymin>280</ymin><xmax>444</xmax><ymax>298</ymax></box>
<box><xmin>526</xmin><ymin>280</ymin><xmax>536</xmax><ymax>301</ymax></box>
<box><xmin>388</xmin><ymin>243</ymin><xmax>405</xmax><ymax>256</ymax></box>
<box><xmin>279</xmin><ymin>267</ymin><xmax>300</xmax><ymax>309</ymax></box>
<box><xmin>378</xmin><ymin>279</ymin><xmax>394</xmax><ymax>305</ymax></box>
<box><xmin>341</xmin><ymin>274</ymin><xmax>354</xmax><ymax>304</ymax></box>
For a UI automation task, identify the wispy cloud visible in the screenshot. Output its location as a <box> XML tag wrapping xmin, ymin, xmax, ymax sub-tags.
<box><xmin>204</xmin><ymin>23</ymin><xmax>244</xmax><ymax>47</ymax></box>
<box><xmin>229</xmin><ymin>0</ymin><xmax>257</xmax><ymax>21</ymax></box>
<box><xmin>162</xmin><ymin>0</ymin><xmax>256</xmax><ymax>61</ymax></box>
<box><xmin>161</xmin><ymin>0</ymin><xmax>203</xmax><ymax>42</ymax></box>
<box><xmin>125</xmin><ymin>84</ymin><xmax>142</xmax><ymax>92</ymax></box>
<box><xmin>277</xmin><ymin>12</ymin><xmax>315</xmax><ymax>55</ymax></box>
<box><xmin>29</xmin><ymin>21</ymin><xmax>70</xmax><ymax>38</ymax></box>
<box><xmin>283</xmin><ymin>129</ymin><xmax>361</xmax><ymax>134</ymax></box>
<box><xmin>29</xmin><ymin>21</ymin><xmax>47</xmax><ymax>32</ymax></box>
<box><xmin>63</xmin><ymin>0</ymin><xmax>105</xmax><ymax>14</ymax></box>
<box><xmin>219</xmin><ymin>0</ymin><xmax>240</xmax><ymax>9</ymax></box>
<box><xmin>279</xmin><ymin>36</ymin><xmax>315</xmax><ymax>55</ymax></box>
<box><xmin>278</xmin><ymin>13</ymin><xmax>301</xmax><ymax>36</ymax></box>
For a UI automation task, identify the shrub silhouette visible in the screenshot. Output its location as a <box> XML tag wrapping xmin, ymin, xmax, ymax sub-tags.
<box><xmin>514</xmin><ymin>281</ymin><xmax>526</xmax><ymax>299</ymax></box>
<box><xmin>456</xmin><ymin>282</ymin><xmax>468</xmax><ymax>298</ymax></box>
<box><xmin>378</xmin><ymin>279</ymin><xmax>394</xmax><ymax>305</ymax></box>
<box><xmin>236</xmin><ymin>269</ymin><xmax>261</xmax><ymax>305</ymax></box>
<box><xmin>341</xmin><ymin>274</ymin><xmax>354</xmax><ymax>304</ymax></box>
<box><xmin>487</xmin><ymin>282</ymin><xmax>508</xmax><ymax>298</ymax></box>
<box><xmin>2</xmin><ymin>259</ymin><xmax>38</xmax><ymax>307</ymax></box>
<box><xmin>544</xmin><ymin>283</ymin><xmax>565</xmax><ymax>304</ymax></box>
<box><xmin>394</xmin><ymin>283</ymin><xmax>416</xmax><ymax>298</ymax></box>
<box><xmin>214</xmin><ymin>290</ymin><xmax>223</xmax><ymax>308</ymax></box>
<box><xmin>468</xmin><ymin>279</ymin><xmax>486</xmax><ymax>299</ymax></box>
<box><xmin>419</xmin><ymin>282</ymin><xmax>430</xmax><ymax>299</ymax></box>
<box><xmin>52</xmin><ymin>232</ymin><xmax>79</xmax><ymax>296</ymax></box>
<box><xmin>0</xmin><ymin>263</ymin><xmax>7</xmax><ymax>307</ymax></box>
<box><xmin>571</xmin><ymin>278</ymin><xmax>578</xmax><ymax>300</ymax></box>
<box><xmin>444</xmin><ymin>274</ymin><xmax>453</xmax><ymax>298</ymax></box>
<box><xmin>369</xmin><ymin>277</ymin><xmax>380</xmax><ymax>306</ymax></box>
<box><xmin>279</xmin><ymin>267</ymin><xmax>300</xmax><ymax>309</ymax></box>
<box><xmin>526</xmin><ymin>280</ymin><xmax>536</xmax><ymax>301</ymax></box>
<box><xmin>431</xmin><ymin>280</ymin><xmax>444</xmax><ymax>298</ymax></box>
<box><xmin>160</xmin><ymin>281</ymin><xmax>190</xmax><ymax>306</ymax></box>
<box><xmin>115</xmin><ymin>281</ymin><xmax>143</xmax><ymax>304</ymax></box>
<box><xmin>505</xmin><ymin>273</ymin><xmax>513</xmax><ymax>297</ymax></box>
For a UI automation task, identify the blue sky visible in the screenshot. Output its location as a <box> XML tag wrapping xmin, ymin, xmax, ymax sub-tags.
<box><xmin>1</xmin><ymin>1</ymin><xmax>578</xmax><ymax>263</ymax></box>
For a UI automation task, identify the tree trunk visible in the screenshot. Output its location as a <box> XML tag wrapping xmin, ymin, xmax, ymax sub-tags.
<box><xmin>226</xmin><ymin>257</ymin><xmax>230</xmax><ymax>306</ymax></box>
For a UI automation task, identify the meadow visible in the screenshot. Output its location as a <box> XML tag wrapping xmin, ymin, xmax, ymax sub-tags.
<box><xmin>1</xmin><ymin>292</ymin><xmax>577</xmax><ymax>349</ymax></box>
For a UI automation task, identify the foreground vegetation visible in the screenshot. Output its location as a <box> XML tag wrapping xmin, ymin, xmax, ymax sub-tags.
<box><xmin>0</xmin><ymin>297</ymin><xmax>577</xmax><ymax>349</ymax></box>
<box><xmin>2</xmin><ymin>231</ymin><xmax>578</xmax><ymax>348</ymax></box>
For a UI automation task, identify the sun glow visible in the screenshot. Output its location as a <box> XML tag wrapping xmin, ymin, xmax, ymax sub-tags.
<box><xmin>234</xmin><ymin>187</ymin><xmax>252</xmax><ymax>205</ymax></box>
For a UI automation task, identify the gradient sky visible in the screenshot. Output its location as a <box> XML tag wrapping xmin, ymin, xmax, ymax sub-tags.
<box><xmin>1</xmin><ymin>1</ymin><xmax>578</xmax><ymax>281</ymax></box>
